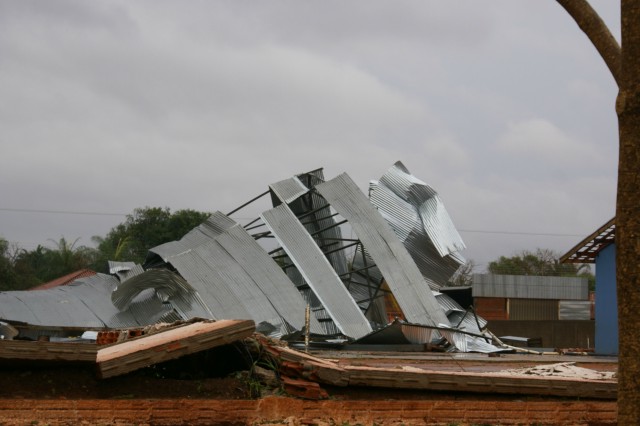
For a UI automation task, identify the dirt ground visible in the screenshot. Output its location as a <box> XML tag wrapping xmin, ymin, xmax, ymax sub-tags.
<box><xmin>0</xmin><ymin>348</ymin><xmax>619</xmax><ymax>425</ymax></box>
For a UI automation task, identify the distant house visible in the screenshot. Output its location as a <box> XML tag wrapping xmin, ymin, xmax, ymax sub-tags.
<box><xmin>471</xmin><ymin>274</ymin><xmax>593</xmax><ymax>349</ymax></box>
<box><xmin>560</xmin><ymin>217</ymin><xmax>616</xmax><ymax>355</ymax></box>
<box><xmin>472</xmin><ymin>274</ymin><xmax>591</xmax><ymax>321</ymax></box>
<box><xmin>29</xmin><ymin>269</ymin><xmax>97</xmax><ymax>291</ymax></box>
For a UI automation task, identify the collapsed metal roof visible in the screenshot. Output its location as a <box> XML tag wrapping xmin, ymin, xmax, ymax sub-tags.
<box><xmin>0</xmin><ymin>162</ymin><xmax>502</xmax><ymax>352</ymax></box>
<box><xmin>369</xmin><ymin>161</ymin><xmax>466</xmax><ymax>289</ymax></box>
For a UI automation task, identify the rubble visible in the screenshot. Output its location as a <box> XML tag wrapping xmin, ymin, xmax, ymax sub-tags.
<box><xmin>257</xmin><ymin>336</ymin><xmax>616</xmax><ymax>400</ymax></box>
<box><xmin>0</xmin><ymin>162</ymin><xmax>503</xmax><ymax>353</ymax></box>
<box><xmin>498</xmin><ymin>361</ymin><xmax>617</xmax><ymax>380</ymax></box>
<box><xmin>0</xmin><ymin>162</ymin><xmax>619</xmax><ymax>424</ymax></box>
<box><xmin>96</xmin><ymin>319</ymin><xmax>255</xmax><ymax>378</ymax></box>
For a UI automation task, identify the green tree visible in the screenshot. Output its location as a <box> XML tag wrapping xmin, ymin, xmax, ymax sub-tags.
<box><xmin>487</xmin><ymin>249</ymin><xmax>595</xmax><ymax>290</ymax></box>
<box><xmin>555</xmin><ymin>1</ymin><xmax>639</xmax><ymax>420</ymax></box>
<box><xmin>488</xmin><ymin>248</ymin><xmax>582</xmax><ymax>275</ymax></box>
<box><xmin>11</xmin><ymin>238</ymin><xmax>97</xmax><ymax>288</ymax></box>
<box><xmin>92</xmin><ymin>207</ymin><xmax>210</xmax><ymax>268</ymax></box>
<box><xmin>11</xmin><ymin>245</ymin><xmax>47</xmax><ymax>290</ymax></box>
<box><xmin>41</xmin><ymin>237</ymin><xmax>97</xmax><ymax>281</ymax></box>
<box><xmin>0</xmin><ymin>238</ymin><xmax>19</xmax><ymax>291</ymax></box>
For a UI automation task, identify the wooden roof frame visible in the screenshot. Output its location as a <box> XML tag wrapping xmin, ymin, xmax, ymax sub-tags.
<box><xmin>560</xmin><ymin>217</ymin><xmax>616</xmax><ymax>264</ymax></box>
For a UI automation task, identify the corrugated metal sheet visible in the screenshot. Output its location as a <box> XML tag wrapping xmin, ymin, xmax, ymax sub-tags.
<box><xmin>355</xmin><ymin>320</ymin><xmax>503</xmax><ymax>353</ymax></box>
<box><xmin>509</xmin><ymin>299</ymin><xmax>559</xmax><ymax>320</ymax></box>
<box><xmin>559</xmin><ymin>300</ymin><xmax>592</xmax><ymax>320</ymax></box>
<box><xmin>148</xmin><ymin>212</ymin><xmax>320</xmax><ymax>337</ymax></box>
<box><xmin>466</xmin><ymin>336</ymin><xmax>504</xmax><ymax>353</ymax></box>
<box><xmin>214</xmin><ymin>223</ymin><xmax>322</xmax><ymax>334</ymax></box>
<box><xmin>288</xmin><ymin>172</ymin><xmax>350</xmax><ymax>279</ymax></box>
<box><xmin>111</xmin><ymin>268</ymin><xmax>213</xmax><ymax>320</ymax></box>
<box><xmin>400</xmin><ymin>323</ymin><xmax>435</xmax><ymax>344</ymax></box>
<box><xmin>149</xmin><ymin>211</ymin><xmax>237</xmax><ymax>264</ymax></box>
<box><xmin>374</xmin><ymin>162</ymin><xmax>466</xmax><ymax>257</ymax></box>
<box><xmin>0</xmin><ymin>273</ymin><xmax>172</xmax><ymax>328</ymax></box>
<box><xmin>472</xmin><ymin>274</ymin><xmax>589</xmax><ymax>300</ymax></box>
<box><xmin>348</xmin><ymin>245</ymin><xmax>387</xmax><ymax>325</ymax></box>
<box><xmin>70</xmin><ymin>273</ymin><xmax>159</xmax><ymax>328</ymax></box>
<box><xmin>261</xmin><ymin>203</ymin><xmax>372</xmax><ymax>338</ymax></box>
<box><xmin>0</xmin><ymin>164</ymin><xmax>500</xmax><ymax>354</ymax></box>
<box><xmin>440</xmin><ymin>328</ymin><xmax>467</xmax><ymax>352</ymax></box>
<box><xmin>316</xmin><ymin>173</ymin><xmax>449</xmax><ymax>327</ymax></box>
<box><xmin>167</xmin><ymin>243</ymin><xmax>262</xmax><ymax>319</ymax></box>
<box><xmin>433</xmin><ymin>292</ymin><xmax>487</xmax><ymax>335</ymax></box>
<box><xmin>269</xmin><ymin>173</ymin><xmax>350</xmax><ymax>335</ymax></box>
<box><xmin>369</xmin><ymin>164</ymin><xmax>465</xmax><ymax>289</ymax></box>
<box><xmin>108</xmin><ymin>261</ymin><xmax>137</xmax><ymax>275</ymax></box>
<box><xmin>269</xmin><ymin>176</ymin><xmax>308</xmax><ymax>204</ymax></box>
<box><xmin>398</xmin><ymin>321</ymin><xmax>490</xmax><ymax>353</ymax></box>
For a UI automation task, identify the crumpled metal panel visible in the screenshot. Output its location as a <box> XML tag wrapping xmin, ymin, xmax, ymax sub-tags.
<box><xmin>399</xmin><ymin>323</ymin><xmax>435</xmax><ymax>344</ymax></box>
<box><xmin>164</xmin><ymin>241</ymin><xmax>292</xmax><ymax>333</ymax></box>
<box><xmin>69</xmin><ymin>274</ymin><xmax>142</xmax><ymax>328</ymax></box>
<box><xmin>0</xmin><ymin>273</ymin><xmax>173</xmax><ymax>328</ymax></box>
<box><xmin>214</xmin><ymin>222</ymin><xmax>323</xmax><ymax>335</ymax></box>
<box><xmin>355</xmin><ymin>320</ymin><xmax>504</xmax><ymax>353</ymax></box>
<box><xmin>435</xmin><ymin>292</ymin><xmax>487</xmax><ymax>329</ymax></box>
<box><xmin>269</xmin><ymin>174</ymin><xmax>352</xmax><ymax>336</ymax></box>
<box><xmin>149</xmin><ymin>211</ymin><xmax>237</xmax><ymax>263</ymax></box>
<box><xmin>108</xmin><ymin>261</ymin><xmax>137</xmax><ymax>275</ymax></box>
<box><xmin>149</xmin><ymin>212</ymin><xmax>316</xmax><ymax>337</ymax></box>
<box><xmin>110</xmin><ymin>263</ymin><xmax>144</xmax><ymax>283</ymax></box>
<box><xmin>261</xmin><ymin>203</ymin><xmax>372</xmax><ymax>339</ymax></box>
<box><xmin>111</xmin><ymin>268</ymin><xmax>214</xmax><ymax>320</ymax></box>
<box><xmin>316</xmin><ymin>173</ymin><xmax>450</xmax><ymax>327</ymax></box>
<box><xmin>439</xmin><ymin>327</ymin><xmax>468</xmax><ymax>352</ymax></box>
<box><xmin>375</xmin><ymin>161</ymin><xmax>466</xmax><ymax>257</ymax></box>
<box><xmin>369</xmin><ymin>162</ymin><xmax>465</xmax><ymax>288</ymax></box>
<box><xmin>465</xmin><ymin>335</ymin><xmax>505</xmax><ymax>353</ymax></box>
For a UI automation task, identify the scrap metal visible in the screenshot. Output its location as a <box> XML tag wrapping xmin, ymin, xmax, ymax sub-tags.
<box><xmin>0</xmin><ymin>162</ymin><xmax>501</xmax><ymax>352</ymax></box>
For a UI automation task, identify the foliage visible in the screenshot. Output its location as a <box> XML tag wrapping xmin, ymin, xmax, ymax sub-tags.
<box><xmin>487</xmin><ymin>248</ymin><xmax>595</xmax><ymax>291</ymax></box>
<box><xmin>90</xmin><ymin>207</ymin><xmax>210</xmax><ymax>270</ymax></box>
<box><xmin>13</xmin><ymin>238</ymin><xmax>97</xmax><ymax>289</ymax></box>
<box><xmin>0</xmin><ymin>207</ymin><xmax>210</xmax><ymax>290</ymax></box>
<box><xmin>0</xmin><ymin>238</ymin><xmax>19</xmax><ymax>291</ymax></box>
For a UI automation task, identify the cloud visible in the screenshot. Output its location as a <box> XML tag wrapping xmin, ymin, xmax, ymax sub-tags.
<box><xmin>493</xmin><ymin>118</ymin><xmax>603</xmax><ymax>176</ymax></box>
<box><xmin>0</xmin><ymin>1</ymin><xmax>619</xmax><ymax>272</ymax></box>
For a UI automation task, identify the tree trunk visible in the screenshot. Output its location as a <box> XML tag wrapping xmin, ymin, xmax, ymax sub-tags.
<box><xmin>616</xmin><ymin>2</ymin><xmax>640</xmax><ymax>422</ymax></box>
<box><xmin>555</xmin><ymin>1</ymin><xmax>640</xmax><ymax>421</ymax></box>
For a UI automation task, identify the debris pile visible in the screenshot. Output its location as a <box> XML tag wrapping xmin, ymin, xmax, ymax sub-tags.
<box><xmin>1</xmin><ymin>161</ymin><xmax>503</xmax><ymax>353</ymax></box>
<box><xmin>498</xmin><ymin>362</ymin><xmax>616</xmax><ymax>380</ymax></box>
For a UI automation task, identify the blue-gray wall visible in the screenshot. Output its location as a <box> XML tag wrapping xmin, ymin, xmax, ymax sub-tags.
<box><xmin>595</xmin><ymin>244</ymin><xmax>618</xmax><ymax>355</ymax></box>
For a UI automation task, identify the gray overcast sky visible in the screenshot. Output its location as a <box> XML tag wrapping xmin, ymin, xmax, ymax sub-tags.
<box><xmin>0</xmin><ymin>1</ymin><xmax>619</xmax><ymax>271</ymax></box>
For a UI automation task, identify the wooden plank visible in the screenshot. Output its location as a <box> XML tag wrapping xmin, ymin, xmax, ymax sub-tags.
<box><xmin>96</xmin><ymin>319</ymin><xmax>255</xmax><ymax>379</ymax></box>
<box><xmin>343</xmin><ymin>365</ymin><xmax>616</xmax><ymax>399</ymax></box>
<box><xmin>0</xmin><ymin>340</ymin><xmax>97</xmax><ymax>362</ymax></box>
<box><xmin>263</xmin><ymin>343</ymin><xmax>616</xmax><ymax>399</ymax></box>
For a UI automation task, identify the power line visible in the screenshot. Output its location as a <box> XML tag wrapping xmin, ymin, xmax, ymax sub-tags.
<box><xmin>1</xmin><ymin>207</ymin><xmax>586</xmax><ymax>238</ymax></box>
<box><xmin>0</xmin><ymin>208</ymin><xmax>126</xmax><ymax>216</ymax></box>
<box><xmin>458</xmin><ymin>229</ymin><xmax>584</xmax><ymax>237</ymax></box>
